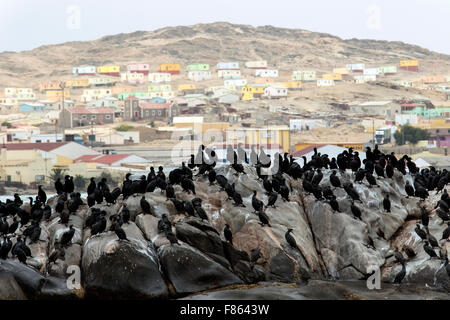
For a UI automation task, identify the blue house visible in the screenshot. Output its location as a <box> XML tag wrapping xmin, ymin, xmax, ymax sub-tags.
<box><xmin>19</xmin><ymin>103</ymin><xmax>45</xmax><ymax>112</ymax></box>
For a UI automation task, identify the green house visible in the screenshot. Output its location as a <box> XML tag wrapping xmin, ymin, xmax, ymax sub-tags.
<box><xmin>187</xmin><ymin>64</ymin><xmax>210</xmax><ymax>71</ymax></box>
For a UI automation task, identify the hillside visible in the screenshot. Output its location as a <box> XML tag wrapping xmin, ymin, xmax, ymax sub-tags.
<box><xmin>1</xmin><ymin>22</ymin><xmax>450</xmax><ymax>87</ymax></box>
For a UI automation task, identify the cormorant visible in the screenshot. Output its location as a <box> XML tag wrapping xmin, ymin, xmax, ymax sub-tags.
<box><xmin>224</xmin><ymin>224</ymin><xmax>233</xmax><ymax>245</ymax></box>
<box><xmin>403</xmin><ymin>245</ymin><xmax>416</xmax><ymax>258</ymax></box>
<box><xmin>252</xmin><ymin>191</ymin><xmax>264</xmax><ymax>212</ymax></box>
<box><xmin>415</xmin><ymin>223</ymin><xmax>428</xmax><ymax>241</ymax></box>
<box><xmin>257</xmin><ymin>210</ymin><xmax>271</xmax><ymax>227</ymax></box>
<box><xmin>114</xmin><ymin>222</ymin><xmax>128</xmax><ymax>241</ymax></box>
<box><xmin>285</xmin><ymin>228</ymin><xmax>299</xmax><ymax>250</ymax></box>
<box><xmin>140</xmin><ymin>196</ymin><xmax>152</xmax><ymax>215</ymax></box>
<box><xmin>350</xmin><ymin>201</ymin><xmax>362</xmax><ymax>220</ymax></box>
<box><xmin>38</xmin><ymin>185</ymin><xmax>47</xmax><ymax>204</ymax></box>
<box><xmin>87</xmin><ymin>177</ymin><xmax>96</xmax><ymax>195</ymax></box>
<box><xmin>423</xmin><ymin>241</ymin><xmax>438</xmax><ymax>259</ymax></box>
<box><xmin>60</xmin><ymin>225</ymin><xmax>75</xmax><ymax>247</ymax></box>
<box><xmin>266</xmin><ymin>191</ymin><xmax>278</xmax><ymax>208</ymax></box>
<box><xmin>383</xmin><ymin>194</ymin><xmax>391</xmax><ymax>212</ymax></box>
<box><xmin>393</xmin><ymin>262</ymin><xmax>406</xmax><ymax>284</ymax></box>
<box><xmin>405</xmin><ymin>181</ymin><xmax>415</xmax><ymax>198</ymax></box>
<box><xmin>330</xmin><ymin>171</ymin><xmax>341</xmax><ymax>188</ymax></box>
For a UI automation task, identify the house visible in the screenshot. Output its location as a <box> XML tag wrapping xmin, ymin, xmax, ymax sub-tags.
<box><xmin>5</xmin><ymin>88</ymin><xmax>34</xmax><ymax>98</ymax></box>
<box><xmin>0</xmin><ymin>97</ymin><xmax>18</xmax><ymax>107</ymax></box>
<box><xmin>292</xmin><ymin>70</ymin><xmax>316</xmax><ymax>81</ymax></box>
<box><xmin>346</xmin><ymin>64</ymin><xmax>365</xmax><ymax>73</ymax></box>
<box><xmin>322</xmin><ymin>73</ymin><xmax>342</xmax><ymax>81</ymax></box>
<box><xmin>177</xmin><ymin>84</ymin><xmax>197</xmax><ymax>95</ymax></box>
<box><xmin>187</xmin><ymin>64</ymin><xmax>210</xmax><ymax>71</ymax></box>
<box><xmin>280</xmin><ymin>81</ymin><xmax>302</xmax><ymax>90</ymax></box>
<box><xmin>30</xmin><ymin>134</ymin><xmax>64</xmax><ymax>143</ymax></box>
<box><xmin>158</xmin><ymin>64</ymin><xmax>181</xmax><ymax>74</ymax></box>
<box><xmin>395</xmin><ymin>114</ymin><xmax>418</xmax><ymax>126</ymax></box>
<box><xmin>96</xmin><ymin>131</ymin><xmax>140</xmax><ymax>145</ymax></box>
<box><xmin>214</xmin><ymin>93</ymin><xmax>240</xmax><ymax>104</ymax></box>
<box><xmin>88</xmin><ymin>77</ymin><xmax>115</xmax><ymax>87</ymax></box>
<box><xmin>333</xmin><ymin>68</ymin><xmax>349</xmax><ymax>75</ymax></box>
<box><xmin>127</xmin><ymin>64</ymin><xmax>150</xmax><ymax>75</ymax></box>
<box><xmin>40</xmin><ymin>82</ymin><xmax>62</xmax><ymax>93</ymax></box>
<box><xmin>60</xmin><ymin>107</ymin><xmax>114</xmax><ymax>128</ymax></box>
<box><xmin>74</xmin><ymin>153</ymin><xmax>148</xmax><ymax>167</ymax></box>
<box><xmin>351</xmin><ymin>101</ymin><xmax>401</xmax><ymax>119</ymax></box>
<box><xmin>363</xmin><ymin>68</ymin><xmax>381</xmax><ymax>76</ymax></box>
<box><xmin>123</xmin><ymin>97</ymin><xmax>178</xmax><ymax>121</ymax></box>
<box><xmin>317</xmin><ymin>79</ymin><xmax>335</xmax><ymax>87</ymax></box>
<box><xmin>254</xmin><ymin>77</ymin><xmax>275</xmax><ymax>84</ymax></box>
<box><xmin>120</xmin><ymin>72</ymin><xmax>145</xmax><ymax>84</ymax></box>
<box><xmin>4</xmin><ymin>126</ymin><xmax>40</xmax><ymax>142</ymax></box>
<box><xmin>188</xmin><ymin>70</ymin><xmax>211</xmax><ymax>81</ymax></box>
<box><xmin>255</xmin><ymin>69</ymin><xmax>278</xmax><ymax>78</ymax></box>
<box><xmin>87</xmin><ymin>97</ymin><xmax>119</xmax><ymax>109</ymax></box>
<box><xmin>263</xmin><ymin>85</ymin><xmax>287</xmax><ymax>99</ymax></box>
<box><xmin>97</xmin><ymin>65</ymin><xmax>120</xmax><ymax>77</ymax></box>
<box><xmin>73</xmin><ymin>66</ymin><xmax>96</xmax><ymax>76</ymax></box>
<box><xmin>81</xmin><ymin>88</ymin><xmax>113</xmax><ymax>103</ymax></box>
<box><xmin>400</xmin><ymin>60</ymin><xmax>419</xmax><ymax>72</ymax></box>
<box><xmin>46</xmin><ymin>89</ymin><xmax>71</xmax><ymax>100</ymax></box>
<box><xmin>148</xmin><ymin>72</ymin><xmax>171</xmax><ymax>83</ymax></box>
<box><xmin>117</xmin><ymin>92</ymin><xmax>149</xmax><ymax>101</ymax></box>
<box><xmin>353</xmin><ymin>75</ymin><xmax>376</xmax><ymax>83</ymax></box>
<box><xmin>241</xmin><ymin>84</ymin><xmax>267</xmax><ymax>100</ymax></box>
<box><xmin>226</xmin><ymin>126</ymin><xmax>290</xmax><ymax>152</ymax></box>
<box><xmin>65</xmin><ymin>79</ymin><xmax>90</xmax><ymax>89</ymax></box>
<box><xmin>216</xmin><ymin>62</ymin><xmax>239</xmax><ymax>70</ymax></box>
<box><xmin>289</xmin><ymin>119</ymin><xmax>326</xmax><ymax>132</ymax></box>
<box><xmin>394</xmin><ymin>80</ymin><xmax>413</xmax><ymax>87</ymax></box>
<box><xmin>19</xmin><ymin>103</ymin><xmax>46</xmax><ymax>112</ymax></box>
<box><xmin>148</xmin><ymin>84</ymin><xmax>175</xmax><ymax>99</ymax></box>
<box><xmin>0</xmin><ymin>141</ymin><xmax>100</xmax><ymax>184</ymax></box>
<box><xmin>245</xmin><ymin>61</ymin><xmax>267</xmax><ymax>69</ymax></box>
<box><xmin>218</xmin><ymin>70</ymin><xmax>241</xmax><ymax>79</ymax></box>
<box><xmin>423</xmin><ymin>76</ymin><xmax>446</xmax><ymax>84</ymax></box>
<box><xmin>224</xmin><ymin>79</ymin><xmax>247</xmax><ymax>87</ymax></box>
<box><xmin>38</xmin><ymin>99</ymin><xmax>75</xmax><ymax>110</ymax></box>
<box><xmin>380</xmin><ymin>66</ymin><xmax>397</xmax><ymax>75</ymax></box>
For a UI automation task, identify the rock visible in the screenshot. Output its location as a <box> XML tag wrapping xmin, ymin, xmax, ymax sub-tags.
<box><xmin>158</xmin><ymin>243</ymin><xmax>243</xmax><ymax>295</ymax></box>
<box><xmin>0</xmin><ymin>273</ymin><xmax>27</xmax><ymax>300</ymax></box>
<box><xmin>0</xmin><ymin>260</ymin><xmax>45</xmax><ymax>297</ymax></box>
<box><xmin>81</xmin><ymin>222</ymin><xmax>168</xmax><ymax>299</ymax></box>
<box><xmin>39</xmin><ymin>276</ymin><xmax>83</xmax><ymax>300</ymax></box>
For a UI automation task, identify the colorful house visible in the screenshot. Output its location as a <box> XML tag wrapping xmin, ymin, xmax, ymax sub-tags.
<box><xmin>400</xmin><ymin>60</ymin><xmax>419</xmax><ymax>72</ymax></box>
<box><xmin>224</xmin><ymin>79</ymin><xmax>247</xmax><ymax>87</ymax></box>
<box><xmin>187</xmin><ymin>64</ymin><xmax>210</xmax><ymax>71</ymax></box>
<box><xmin>120</xmin><ymin>72</ymin><xmax>145</xmax><ymax>84</ymax></box>
<box><xmin>322</xmin><ymin>73</ymin><xmax>342</xmax><ymax>81</ymax></box>
<box><xmin>292</xmin><ymin>70</ymin><xmax>316</xmax><ymax>81</ymax></box>
<box><xmin>241</xmin><ymin>84</ymin><xmax>266</xmax><ymax>100</ymax></box>
<box><xmin>317</xmin><ymin>79</ymin><xmax>335</xmax><ymax>87</ymax></box>
<box><xmin>255</xmin><ymin>69</ymin><xmax>278</xmax><ymax>78</ymax></box>
<box><xmin>65</xmin><ymin>79</ymin><xmax>90</xmax><ymax>89</ymax></box>
<box><xmin>127</xmin><ymin>64</ymin><xmax>150</xmax><ymax>75</ymax></box>
<box><xmin>148</xmin><ymin>72</ymin><xmax>172</xmax><ymax>83</ymax></box>
<box><xmin>158</xmin><ymin>64</ymin><xmax>181</xmax><ymax>74</ymax></box>
<box><xmin>218</xmin><ymin>70</ymin><xmax>241</xmax><ymax>79</ymax></box>
<box><xmin>245</xmin><ymin>61</ymin><xmax>267</xmax><ymax>69</ymax></box>
<box><xmin>263</xmin><ymin>84</ymin><xmax>287</xmax><ymax>99</ymax></box>
<box><xmin>188</xmin><ymin>70</ymin><xmax>211</xmax><ymax>81</ymax></box>
<box><xmin>346</xmin><ymin>64</ymin><xmax>365</xmax><ymax>73</ymax></box>
<box><xmin>332</xmin><ymin>68</ymin><xmax>349</xmax><ymax>75</ymax></box>
<box><xmin>39</xmin><ymin>82</ymin><xmax>62</xmax><ymax>93</ymax></box>
<box><xmin>280</xmin><ymin>81</ymin><xmax>302</xmax><ymax>90</ymax></box>
<box><xmin>72</xmin><ymin>66</ymin><xmax>96</xmax><ymax>76</ymax></box>
<box><xmin>380</xmin><ymin>66</ymin><xmax>397</xmax><ymax>75</ymax></box>
<box><xmin>97</xmin><ymin>65</ymin><xmax>121</xmax><ymax>77</ymax></box>
<box><xmin>60</xmin><ymin>107</ymin><xmax>114</xmax><ymax>128</ymax></box>
<box><xmin>216</xmin><ymin>62</ymin><xmax>239</xmax><ymax>70</ymax></box>
<box><xmin>88</xmin><ymin>77</ymin><xmax>115</xmax><ymax>87</ymax></box>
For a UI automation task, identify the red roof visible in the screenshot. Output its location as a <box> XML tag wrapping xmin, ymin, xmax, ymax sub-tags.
<box><xmin>67</xmin><ymin>107</ymin><xmax>113</xmax><ymax>114</ymax></box>
<box><xmin>213</xmin><ymin>143</ymin><xmax>283</xmax><ymax>150</ymax></box>
<box><xmin>139</xmin><ymin>103</ymin><xmax>170</xmax><ymax>109</ymax></box>
<box><xmin>289</xmin><ymin>145</ymin><xmax>325</xmax><ymax>158</ymax></box>
<box><xmin>75</xmin><ymin>154</ymin><xmax>130</xmax><ymax>165</ymax></box>
<box><xmin>124</xmin><ymin>96</ymin><xmax>139</xmax><ymax>101</ymax></box>
<box><xmin>2</xmin><ymin>142</ymin><xmax>68</xmax><ymax>151</ymax></box>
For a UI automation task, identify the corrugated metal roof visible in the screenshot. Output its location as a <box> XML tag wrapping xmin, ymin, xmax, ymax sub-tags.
<box><xmin>1</xmin><ymin>142</ymin><xmax>68</xmax><ymax>151</ymax></box>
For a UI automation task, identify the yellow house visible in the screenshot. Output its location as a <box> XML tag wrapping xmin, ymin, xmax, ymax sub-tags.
<box><xmin>177</xmin><ymin>83</ymin><xmax>196</xmax><ymax>91</ymax></box>
<box><xmin>333</xmin><ymin>68</ymin><xmax>349</xmax><ymax>75</ymax></box>
<box><xmin>400</xmin><ymin>60</ymin><xmax>419</xmax><ymax>67</ymax></box>
<box><xmin>227</xmin><ymin>126</ymin><xmax>291</xmax><ymax>152</ymax></box>
<box><xmin>65</xmin><ymin>79</ymin><xmax>90</xmax><ymax>88</ymax></box>
<box><xmin>97</xmin><ymin>65</ymin><xmax>121</xmax><ymax>74</ymax></box>
<box><xmin>241</xmin><ymin>84</ymin><xmax>267</xmax><ymax>101</ymax></box>
<box><xmin>280</xmin><ymin>81</ymin><xmax>302</xmax><ymax>90</ymax></box>
<box><xmin>46</xmin><ymin>89</ymin><xmax>71</xmax><ymax>99</ymax></box>
<box><xmin>322</xmin><ymin>73</ymin><xmax>342</xmax><ymax>81</ymax></box>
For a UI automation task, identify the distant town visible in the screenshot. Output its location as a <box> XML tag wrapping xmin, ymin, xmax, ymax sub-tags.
<box><xmin>0</xmin><ymin>58</ymin><xmax>450</xmax><ymax>190</ymax></box>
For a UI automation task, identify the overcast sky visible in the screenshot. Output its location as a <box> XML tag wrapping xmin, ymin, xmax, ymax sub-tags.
<box><xmin>1</xmin><ymin>0</ymin><xmax>449</xmax><ymax>54</ymax></box>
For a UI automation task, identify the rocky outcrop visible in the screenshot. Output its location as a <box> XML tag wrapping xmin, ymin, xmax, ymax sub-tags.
<box><xmin>2</xmin><ymin>163</ymin><xmax>450</xmax><ymax>299</ymax></box>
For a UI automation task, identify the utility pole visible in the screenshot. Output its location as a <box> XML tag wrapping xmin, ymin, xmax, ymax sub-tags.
<box><xmin>372</xmin><ymin>118</ymin><xmax>375</xmax><ymax>148</ymax></box>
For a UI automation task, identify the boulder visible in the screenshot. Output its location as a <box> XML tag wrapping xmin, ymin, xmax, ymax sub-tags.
<box><xmin>0</xmin><ymin>273</ymin><xmax>27</xmax><ymax>300</ymax></box>
<box><xmin>158</xmin><ymin>243</ymin><xmax>243</xmax><ymax>295</ymax></box>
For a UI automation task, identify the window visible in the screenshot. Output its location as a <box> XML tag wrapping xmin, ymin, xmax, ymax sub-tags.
<box><xmin>105</xmin><ymin>115</ymin><xmax>111</xmax><ymax>119</ymax></box>
<box><xmin>152</xmin><ymin>111</ymin><xmax>156</xmax><ymax>116</ymax></box>
<box><xmin>82</xmin><ymin>115</ymin><xmax>87</xmax><ymax>120</ymax></box>
<box><xmin>158</xmin><ymin>110</ymin><xmax>162</xmax><ymax>116</ymax></box>
<box><xmin>91</xmin><ymin>115</ymin><xmax>96</xmax><ymax>120</ymax></box>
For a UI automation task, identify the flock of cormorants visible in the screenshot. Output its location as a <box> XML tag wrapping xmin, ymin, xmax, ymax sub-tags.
<box><xmin>0</xmin><ymin>143</ymin><xmax>449</xmax><ymax>284</ymax></box>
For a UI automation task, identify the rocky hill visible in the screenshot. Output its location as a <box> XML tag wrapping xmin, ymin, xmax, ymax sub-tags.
<box><xmin>1</xmin><ymin>22</ymin><xmax>450</xmax><ymax>87</ymax></box>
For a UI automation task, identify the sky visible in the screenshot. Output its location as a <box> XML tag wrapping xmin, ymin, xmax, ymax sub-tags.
<box><xmin>1</xmin><ymin>0</ymin><xmax>449</xmax><ymax>54</ymax></box>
